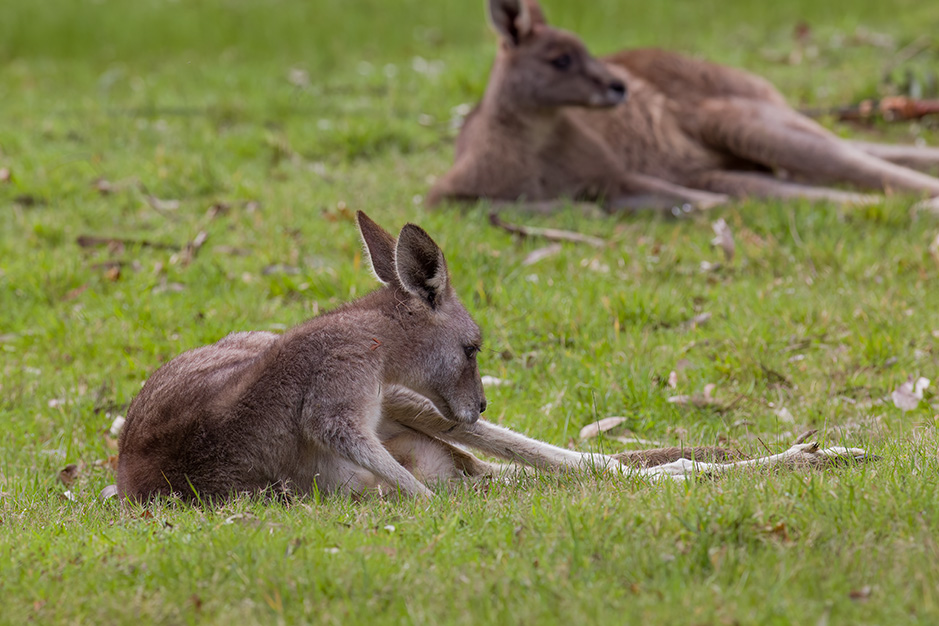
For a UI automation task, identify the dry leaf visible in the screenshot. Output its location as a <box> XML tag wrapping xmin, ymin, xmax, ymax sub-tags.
<box><xmin>849</xmin><ymin>586</ymin><xmax>872</xmax><ymax>601</ymax></box>
<box><xmin>711</xmin><ymin>218</ymin><xmax>735</xmax><ymax>262</ymax></box>
<box><xmin>0</xmin><ymin>167</ymin><xmax>10</xmax><ymax>183</ymax></box>
<box><xmin>775</xmin><ymin>407</ymin><xmax>795</xmax><ymax>423</ymax></box>
<box><xmin>668</xmin><ymin>383</ymin><xmax>718</xmax><ymax>407</ymax></box>
<box><xmin>579</xmin><ymin>417</ymin><xmax>627</xmax><ymax>439</ymax></box>
<box><xmin>58</xmin><ymin>464</ymin><xmax>80</xmax><ymax>487</ymax></box>
<box><xmin>93</xmin><ymin>455</ymin><xmax>120</xmax><ymax>472</ymax></box>
<box><xmin>760</xmin><ymin>521</ymin><xmax>791</xmax><ymax>542</ymax></box>
<box><xmin>680</xmin><ymin>312</ymin><xmax>711</xmax><ymax>330</ymax></box>
<box><xmin>667</xmin><ymin>371</ymin><xmax>678</xmax><ymax>388</ymax></box>
<box><xmin>287</xmin><ymin>67</ymin><xmax>310</xmax><ymax>87</ymax></box>
<box><xmin>99</xmin><ymin>484</ymin><xmax>119</xmax><ymax>500</ymax></box>
<box><xmin>522</xmin><ymin>243</ymin><xmax>562</xmax><ymax>266</ymax></box>
<box><xmin>145</xmin><ymin>195</ymin><xmax>180</xmax><ymax>212</ymax></box>
<box><xmin>892</xmin><ymin>376</ymin><xmax>930</xmax><ymax>411</ymax></box>
<box><xmin>63</xmin><ymin>284</ymin><xmax>90</xmax><ymax>301</ymax></box>
<box><xmin>109</xmin><ymin>415</ymin><xmax>126</xmax><ymax>437</ymax></box>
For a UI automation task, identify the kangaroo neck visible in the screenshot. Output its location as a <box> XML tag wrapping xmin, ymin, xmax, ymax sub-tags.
<box><xmin>478</xmin><ymin>57</ymin><xmax>566</xmax><ymax>141</ymax></box>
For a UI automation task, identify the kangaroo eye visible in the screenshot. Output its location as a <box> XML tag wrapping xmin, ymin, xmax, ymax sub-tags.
<box><xmin>549</xmin><ymin>53</ymin><xmax>572</xmax><ymax>70</ymax></box>
<box><xmin>463</xmin><ymin>345</ymin><xmax>478</xmax><ymax>359</ymax></box>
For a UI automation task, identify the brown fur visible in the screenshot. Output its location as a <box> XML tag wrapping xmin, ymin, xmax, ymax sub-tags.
<box><xmin>427</xmin><ymin>0</ymin><xmax>939</xmax><ymax>213</ymax></box>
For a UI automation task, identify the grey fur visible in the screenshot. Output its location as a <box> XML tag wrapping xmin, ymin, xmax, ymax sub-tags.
<box><xmin>117</xmin><ymin>212</ymin><xmax>485</xmax><ymax>501</ymax></box>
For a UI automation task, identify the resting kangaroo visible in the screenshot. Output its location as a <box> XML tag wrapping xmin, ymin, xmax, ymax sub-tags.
<box><xmin>426</xmin><ymin>0</ymin><xmax>939</xmax><ymax>213</ymax></box>
<box><xmin>117</xmin><ymin>212</ymin><xmax>869</xmax><ymax>502</ymax></box>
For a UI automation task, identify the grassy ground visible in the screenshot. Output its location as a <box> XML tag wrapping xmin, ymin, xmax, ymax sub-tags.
<box><xmin>2</xmin><ymin>0</ymin><xmax>939</xmax><ymax>623</ymax></box>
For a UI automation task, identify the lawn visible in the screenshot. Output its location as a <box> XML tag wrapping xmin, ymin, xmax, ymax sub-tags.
<box><xmin>2</xmin><ymin>0</ymin><xmax>939</xmax><ymax>623</ymax></box>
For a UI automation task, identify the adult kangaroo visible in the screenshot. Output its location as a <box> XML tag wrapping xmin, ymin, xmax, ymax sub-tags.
<box><xmin>426</xmin><ymin>0</ymin><xmax>939</xmax><ymax>214</ymax></box>
<box><xmin>118</xmin><ymin>212</ymin><xmax>489</xmax><ymax>501</ymax></box>
<box><xmin>116</xmin><ymin>212</ymin><xmax>870</xmax><ymax>503</ymax></box>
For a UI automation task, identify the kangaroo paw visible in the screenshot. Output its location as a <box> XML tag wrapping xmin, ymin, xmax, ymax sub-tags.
<box><xmin>913</xmin><ymin>196</ymin><xmax>939</xmax><ymax>215</ymax></box>
<box><xmin>778</xmin><ymin>442</ymin><xmax>878</xmax><ymax>467</ymax></box>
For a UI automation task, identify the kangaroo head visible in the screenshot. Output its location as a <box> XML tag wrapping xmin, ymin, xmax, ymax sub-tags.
<box><xmin>487</xmin><ymin>0</ymin><xmax>626</xmax><ymax>110</ymax></box>
<box><xmin>357</xmin><ymin>211</ymin><xmax>487</xmax><ymax>424</ymax></box>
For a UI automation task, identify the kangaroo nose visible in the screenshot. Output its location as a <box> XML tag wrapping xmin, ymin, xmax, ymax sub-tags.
<box><xmin>607</xmin><ymin>79</ymin><xmax>627</xmax><ymax>102</ymax></box>
<box><xmin>479</xmin><ymin>399</ymin><xmax>487</xmax><ymax>414</ymax></box>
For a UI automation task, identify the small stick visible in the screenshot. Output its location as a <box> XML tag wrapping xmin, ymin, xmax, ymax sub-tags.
<box><xmin>488</xmin><ymin>212</ymin><xmax>606</xmax><ymax>248</ymax></box>
<box><xmin>800</xmin><ymin>96</ymin><xmax>939</xmax><ymax>122</ymax></box>
<box><xmin>76</xmin><ymin>235</ymin><xmax>180</xmax><ymax>251</ymax></box>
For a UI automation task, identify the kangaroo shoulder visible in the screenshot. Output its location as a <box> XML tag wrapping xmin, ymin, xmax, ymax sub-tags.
<box><xmin>606</xmin><ymin>47</ymin><xmax>785</xmax><ymax>104</ymax></box>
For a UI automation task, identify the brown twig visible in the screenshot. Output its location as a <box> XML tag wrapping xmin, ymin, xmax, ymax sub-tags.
<box><xmin>801</xmin><ymin>96</ymin><xmax>939</xmax><ymax>122</ymax></box>
<box><xmin>488</xmin><ymin>212</ymin><xmax>606</xmax><ymax>248</ymax></box>
<box><xmin>76</xmin><ymin>235</ymin><xmax>180</xmax><ymax>251</ymax></box>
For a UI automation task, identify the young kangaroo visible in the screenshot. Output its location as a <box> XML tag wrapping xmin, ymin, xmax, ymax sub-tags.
<box><xmin>426</xmin><ymin>0</ymin><xmax>939</xmax><ymax>213</ymax></box>
<box><xmin>116</xmin><ymin>212</ymin><xmax>871</xmax><ymax>502</ymax></box>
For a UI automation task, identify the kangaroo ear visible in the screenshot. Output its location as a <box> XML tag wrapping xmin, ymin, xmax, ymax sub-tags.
<box><xmin>487</xmin><ymin>0</ymin><xmax>536</xmax><ymax>46</ymax></box>
<box><xmin>395</xmin><ymin>224</ymin><xmax>450</xmax><ymax>309</ymax></box>
<box><xmin>356</xmin><ymin>211</ymin><xmax>399</xmax><ymax>286</ymax></box>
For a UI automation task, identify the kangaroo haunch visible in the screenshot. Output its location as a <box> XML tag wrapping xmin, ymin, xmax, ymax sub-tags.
<box><xmin>117</xmin><ymin>212</ymin><xmax>486</xmax><ymax>501</ymax></box>
<box><xmin>427</xmin><ymin>0</ymin><xmax>939</xmax><ymax>213</ymax></box>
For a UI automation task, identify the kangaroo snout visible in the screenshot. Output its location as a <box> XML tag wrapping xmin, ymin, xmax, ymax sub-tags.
<box><xmin>606</xmin><ymin>79</ymin><xmax>627</xmax><ymax>105</ymax></box>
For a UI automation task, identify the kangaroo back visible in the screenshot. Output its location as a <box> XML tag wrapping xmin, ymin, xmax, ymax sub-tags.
<box><xmin>117</xmin><ymin>212</ymin><xmax>486</xmax><ymax>501</ymax></box>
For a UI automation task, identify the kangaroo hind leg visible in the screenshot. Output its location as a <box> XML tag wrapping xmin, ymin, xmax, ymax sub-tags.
<box><xmin>848</xmin><ymin>140</ymin><xmax>939</xmax><ymax>172</ymax></box>
<box><xmin>691</xmin><ymin>170</ymin><xmax>880</xmax><ymax>205</ymax></box>
<box><xmin>699</xmin><ymin>99</ymin><xmax>939</xmax><ymax>196</ymax></box>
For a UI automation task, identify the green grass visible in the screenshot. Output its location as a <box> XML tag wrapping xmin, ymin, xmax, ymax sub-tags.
<box><xmin>3</xmin><ymin>0</ymin><xmax>939</xmax><ymax>623</ymax></box>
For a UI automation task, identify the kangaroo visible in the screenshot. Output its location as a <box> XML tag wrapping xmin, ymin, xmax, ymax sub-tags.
<box><xmin>115</xmin><ymin>211</ymin><xmax>871</xmax><ymax>503</ymax></box>
<box><xmin>117</xmin><ymin>211</ymin><xmax>490</xmax><ymax>500</ymax></box>
<box><xmin>426</xmin><ymin>0</ymin><xmax>939</xmax><ymax>214</ymax></box>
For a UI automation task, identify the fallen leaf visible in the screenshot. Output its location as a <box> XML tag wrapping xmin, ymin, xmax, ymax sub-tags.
<box><xmin>109</xmin><ymin>415</ymin><xmax>126</xmax><ymax>437</ymax></box>
<box><xmin>0</xmin><ymin>167</ymin><xmax>10</xmax><ymax>183</ymax></box>
<box><xmin>287</xmin><ymin>67</ymin><xmax>310</xmax><ymax>87</ymax></box>
<box><xmin>61</xmin><ymin>490</ymin><xmax>77</xmax><ymax>502</ymax></box>
<box><xmin>680</xmin><ymin>312</ymin><xmax>711</xmax><ymax>330</ymax></box>
<box><xmin>579</xmin><ymin>416</ymin><xmax>628</xmax><ymax>439</ymax></box>
<box><xmin>93</xmin><ymin>455</ymin><xmax>120</xmax><ymax>472</ymax></box>
<box><xmin>99</xmin><ymin>484</ymin><xmax>119</xmax><ymax>500</ymax></box>
<box><xmin>522</xmin><ymin>243</ymin><xmax>562</xmax><ymax>266</ymax></box>
<box><xmin>93</xmin><ymin>178</ymin><xmax>114</xmax><ymax>194</ymax></box>
<box><xmin>145</xmin><ymin>195</ymin><xmax>180</xmax><ymax>212</ymax></box>
<box><xmin>759</xmin><ymin>521</ymin><xmax>791</xmax><ymax>542</ymax></box>
<box><xmin>667</xmin><ymin>371</ymin><xmax>678</xmax><ymax>388</ymax></box>
<box><xmin>711</xmin><ymin>218</ymin><xmax>735</xmax><ymax>262</ymax></box>
<box><xmin>63</xmin><ymin>284</ymin><xmax>90</xmax><ymax>301</ymax></box>
<box><xmin>58</xmin><ymin>464</ymin><xmax>80</xmax><ymax>487</ymax></box>
<box><xmin>849</xmin><ymin>586</ymin><xmax>872</xmax><ymax>601</ymax></box>
<box><xmin>775</xmin><ymin>407</ymin><xmax>795</xmax><ymax>423</ymax></box>
<box><xmin>151</xmin><ymin>280</ymin><xmax>186</xmax><ymax>294</ymax></box>
<box><xmin>892</xmin><ymin>376</ymin><xmax>930</xmax><ymax>411</ymax></box>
